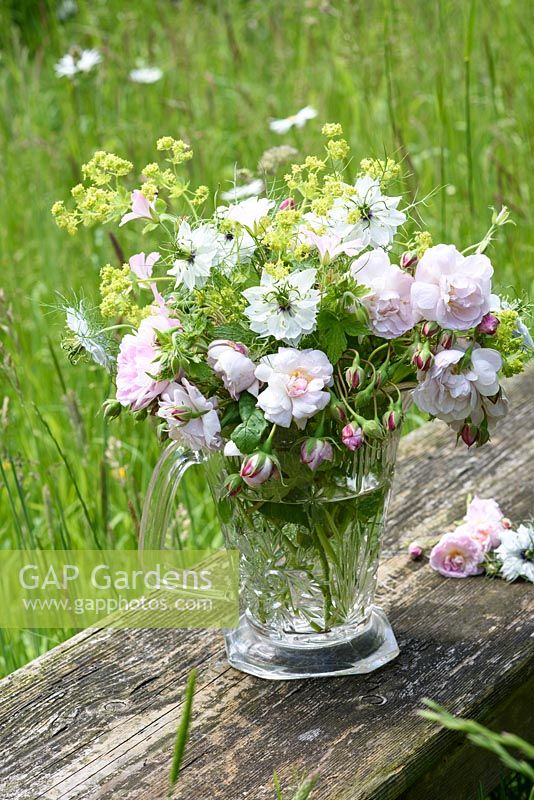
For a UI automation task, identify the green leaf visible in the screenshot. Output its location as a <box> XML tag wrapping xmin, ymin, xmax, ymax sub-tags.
<box><xmin>212</xmin><ymin>324</ymin><xmax>254</xmax><ymax>346</ymax></box>
<box><xmin>238</xmin><ymin>391</ymin><xmax>257</xmax><ymax>421</ymax></box>
<box><xmin>316</xmin><ymin>310</ymin><xmax>347</xmax><ymax>363</ymax></box>
<box><xmin>342</xmin><ymin>315</ymin><xmax>368</xmax><ymax>338</ymax></box>
<box><xmin>231</xmin><ymin>409</ymin><xmax>268</xmax><ymax>453</ymax></box>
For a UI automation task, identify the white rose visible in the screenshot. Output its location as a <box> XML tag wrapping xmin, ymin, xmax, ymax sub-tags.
<box><xmin>411</xmin><ymin>244</ymin><xmax>493</xmax><ymax>330</ymax></box>
<box><xmin>157</xmin><ymin>380</ymin><xmax>222</xmax><ymax>451</ymax></box>
<box><xmin>207</xmin><ymin>340</ymin><xmax>259</xmax><ymax>400</ymax></box>
<box><xmin>255</xmin><ymin>348</ymin><xmax>333</xmax><ymax>429</ymax></box>
<box><xmin>413</xmin><ymin>345</ymin><xmax>502</xmax><ymax>424</ymax></box>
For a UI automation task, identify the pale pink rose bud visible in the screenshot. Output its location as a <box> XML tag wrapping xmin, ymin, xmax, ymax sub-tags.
<box><xmin>401</xmin><ymin>250</ymin><xmax>418</xmax><ymax>270</ymax></box>
<box><xmin>345</xmin><ymin>364</ymin><xmax>364</xmax><ymax>390</ymax></box>
<box><xmin>239</xmin><ymin>452</ymin><xmax>276</xmax><ymax>487</ymax></box>
<box><xmin>300</xmin><ymin>438</ymin><xmax>334</xmax><ymax>471</ymax></box>
<box><xmin>476</xmin><ymin>313</ymin><xmax>500</xmax><ymax>336</ymax></box>
<box><xmin>502</xmin><ymin>517</ymin><xmax>512</xmax><ymax>529</ymax></box>
<box><xmin>412</xmin><ymin>346</ymin><xmax>432</xmax><ymax>371</ymax></box>
<box><xmin>440</xmin><ymin>332</ymin><xmax>454</xmax><ymax>350</ymax></box>
<box><xmin>408</xmin><ymin>541</ymin><xmax>424</xmax><ymax>560</ymax></box>
<box><xmin>330</xmin><ymin>399</ymin><xmax>347</xmax><ymax>423</ymax></box>
<box><xmin>279</xmin><ymin>197</ymin><xmax>296</xmax><ymax>211</ymax></box>
<box><xmin>224</xmin><ymin>473</ymin><xmax>244</xmax><ymax>497</ymax></box>
<box><xmin>460</xmin><ymin>423</ymin><xmax>478</xmax><ymax>447</ymax></box>
<box><xmin>341</xmin><ymin>423</ymin><xmax>364</xmax><ymax>451</ymax></box>
<box><xmin>170</xmin><ymin>405</ymin><xmax>201</xmax><ymax>424</ymax></box>
<box><xmin>383</xmin><ymin>408</ymin><xmax>402</xmax><ymax>432</ymax></box>
<box><xmin>422</xmin><ymin>320</ymin><xmax>440</xmax><ymax>338</ymax></box>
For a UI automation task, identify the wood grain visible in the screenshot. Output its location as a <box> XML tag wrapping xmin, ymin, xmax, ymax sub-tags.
<box><xmin>1</xmin><ymin>368</ymin><xmax>533</xmax><ymax>800</ymax></box>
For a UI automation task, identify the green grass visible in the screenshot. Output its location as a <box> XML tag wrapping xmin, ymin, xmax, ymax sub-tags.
<box><xmin>0</xmin><ymin>0</ymin><xmax>532</xmax><ymax>676</ymax></box>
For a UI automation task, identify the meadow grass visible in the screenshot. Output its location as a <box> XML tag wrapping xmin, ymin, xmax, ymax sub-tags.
<box><xmin>0</xmin><ymin>0</ymin><xmax>532</xmax><ymax>677</ymax></box>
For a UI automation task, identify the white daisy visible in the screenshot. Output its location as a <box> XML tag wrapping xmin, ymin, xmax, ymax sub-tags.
<box><xmin>328</xmin><ymin>175</ymin><xmax>406</xmax><ymax>248</ymax></box>
<box><xmin>167</xmin><ymin>221</ymin><xmax>224</xmax><ymax>290</ymax></box>
<box><xmin>65</xmin><ymin>303</ymin><xmax>113</xmax><ymax>369</ymax></box>
<box><xmin>129</xmin><ymin>67</ymin><xmax>163</xmax><ymax>84</ymax></box>
<box><xmin>269</xmin><ymin>106</ymin><xmax>318</xmax><ymax>135</ymax></box>
<box><xmin>242</xmin><ymin>268</ymin><xmax>320</xmax><ymax>345</ymax></box>
<box><xmin>220</xmin><ymin>179</ymin><xmax>265</xmax><ymax>202</ymax></box>
<box><xmin>495</xmin><ymin>524</ymin><xmax>534</xmax><ymax>583</ymax></box>
<box><xmin>55</xmin><ymin>49</ymin><xmax>102</xmax><ymax>79</ymax></box>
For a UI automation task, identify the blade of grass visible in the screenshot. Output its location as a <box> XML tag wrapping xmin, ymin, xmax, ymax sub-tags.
<box><xmin>168</xmin><ymin>667</ymin><xmax>197</xmax><ymax>795</ymax></box>
<box><xmin>33</xmin><ymin>404</ymin><xmax>102</xmax><ymax>549</ymax></box>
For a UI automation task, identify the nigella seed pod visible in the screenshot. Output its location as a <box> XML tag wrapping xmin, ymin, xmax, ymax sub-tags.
<box><xmin>239</xmin><ymin>452</ymin><xmax>276</xmax><ymax>487</ymax></box>
<box><xmin>224</xmin><ymin>473</ymin><xmax>244</xmax><ymax>497</ymax></box>
<box><xmin>422</xmin><ymin>320</ymin><xmax>440</xmax><ymax>338</ymax></box>
<box><xmin>440</xmin><ymin>332</ymin><xmax>454</xmax><ymax>350</ymax></box>
<box><xmin>300</xmin><ymin>438</ymin><xmax>334</xmax><ymax>471</ymax></box>
<box><xmin>460</xmin><ymin>423</ymin><xmax>478</xmax><ymax>447</ymax></box>
<box><xmin>476</xmin><ymin>313</ymin><xmax>500</xmax><ymax>336</ymax></box>
<box><xmin>341</xmin><ymin>423</ymin><xmax>364</xmax><ymax>451</ymax></box>
<box><xmin>279</xmin><ymin>197</ymin><xmax>296</xmax><ymax>211</ymax></box>
<box><xmin>400</xmin><ymin>250</ymin><xmax>418</xmax><ymax>270</ymax></box>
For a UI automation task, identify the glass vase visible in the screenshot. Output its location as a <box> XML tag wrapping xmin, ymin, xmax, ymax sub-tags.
<box><xmin>139</xmin><ymin>426</ymin><xmax>402</xmax><ymax>680</ymax></box>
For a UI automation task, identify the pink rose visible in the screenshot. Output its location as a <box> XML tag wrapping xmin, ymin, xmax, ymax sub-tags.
<box><xmin>411</xmin><ymin>244</ymin><xmax>493</xmax><ymax>330</ymax></box>
<box><xmin>429</xmin><ymin>532</ymin><xmax>484</xmax><ymax>578</ymax></box>
<box><xmin>207</xmin><ymin>340</ymin><xmax>259</xmax><ymax>400</ymax></box>
<box><xmin>350</xmin><ymin>249</ymin><xmax>415</xmax><ymax>339</ymax></box>
<box><xmin>116</xmin><ymin>314</ymin><xmax>179</xmax><ymax>411</ymax></box>
<box><xmin>461</xmin><ymin>496</ymin><xmax>506</xmax><ymax>551</ymax></box>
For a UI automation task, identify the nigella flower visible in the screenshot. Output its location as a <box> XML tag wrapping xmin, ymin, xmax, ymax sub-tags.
<box><xmin>495</xmin><ymin>525</ymin><xmax>534</xmax><ymax>583</ymax></box>
<box><xmin>64</xmin><ymin>301</ymin><xmax>114</xmax><ymax>370</ymax></box>
<box><xmin>55</xmin><ymin>48</ymin><xmax>102</xmax><ymax>79</ymax></box>
<box><xmin>167</xmin><ymin>221</ymin><xmax>225</xmax><ymax>290</ymax></box>
<box><xmin>269</xmin><ymin>106</ymin><xmax>318</xmax><ymax>134</ymax></box>
<box><xmin>220</xmin><ymin>179</ymin><xmax>265</xmax><ymax>202</ymax></box>
<box><xmin>242</xmin><ymin>268</ymin><xmax>320</xmax><ymax>345</ymax></box>
<box><xmin>329</xmin><ymin>175</ymin><xmax>406</xmax><ymax>248</ymax></box>
<box><xmin>217</xmin><ymin>196</ymin><xmax>274</xmax><ymax>235</ymax></box>
<box><xmin>129</xmin><ymin>67</ymin><xmax>163</xmax><ymax>84</ymax></box>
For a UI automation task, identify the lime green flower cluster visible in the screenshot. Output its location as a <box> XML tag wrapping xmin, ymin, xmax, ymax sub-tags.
<box><xmin>359</xmin><ymin>157</ymin><xmax>401</xmax><ymax>186</ymax></box>
<box><xmin>262</xmin><ymin>207</ymin><xmax>303</xmax><ymax>254</ymax></box>
<box><xmin>156</xmin><ymin>137</ymin><xmax>193</xmax><ymax>165</ymax></box>
<box><xmin>51</xmin><ymin>201</ymin><xmax>78</xmax><ymax>235</ymax></box>
<box><xmin>81</xmin><ymin>151</ymin><xmax>133</xmax><ymax>185</ymax></box>
<box><xmin>414</xmin><ymin>231</ymin><xmax>433</xmax><ymax>257</ymax></box>
<box><xmin>99</xmin><ymin>264</ymin><xmax>145</xmax><ymax>325</ymax></box>
<box><xmin>193</xmin><ymin>285</ymin><xmax>247</xmax><ymax>322</ymax></box>
<box><xmin>494</xmin><ymin>309</ymin><xmax>530</xmax><ymax>377</ymax></box>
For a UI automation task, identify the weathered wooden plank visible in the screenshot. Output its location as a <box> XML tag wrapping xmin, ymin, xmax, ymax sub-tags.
<box><xmin>1</xmin><ymin>368</ymin><xmax>533</xmax><ymax>800</ymax></box>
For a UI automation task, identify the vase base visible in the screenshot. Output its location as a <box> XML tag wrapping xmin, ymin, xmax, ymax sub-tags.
<box><xmin>224</xmin><ymin>606</ymin><xmax>399</xmax><ymax>680</ymax></box>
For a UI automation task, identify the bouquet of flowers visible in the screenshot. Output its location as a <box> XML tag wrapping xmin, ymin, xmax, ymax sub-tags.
<box><xmin>53</xmin><ymin>124</ymin><xmax>531</xmax><ymax>479</ymax></box>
